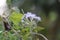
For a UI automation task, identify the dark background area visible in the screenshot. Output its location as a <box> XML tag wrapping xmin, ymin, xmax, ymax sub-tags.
<box><xmin>18</xmin><ymin>0</ymin><xmax>60</xmax><ymax>40</ymax></box>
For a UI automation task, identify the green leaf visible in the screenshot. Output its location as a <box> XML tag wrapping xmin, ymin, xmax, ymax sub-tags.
<box><xmin>9</xmin><ymin>11</ymin><xmax>23</xmax><ymax>25</ymax></box>
<box><xmin>13</xmin><ymin>25</ymin><xmax>20</xmax><ymax>30</ymax></box>
<box><xmin>33</xmin><ymin>27</ymin><xmax>44</xmax><ymax>32</ymax></box>
<box><xmin>21</xmin><ymin>27</ymin><xmax>30</xmax><ymax>35</ymax></box>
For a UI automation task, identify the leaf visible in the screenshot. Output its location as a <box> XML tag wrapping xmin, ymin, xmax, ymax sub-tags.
<box><xmin>33</xmin><ymin>27</ymin><xmax>44</xmax><ymax>32</ymax></box>
<box><xmin>22</xmin><ymin>33</ymin><xmax>30</xmax><ymax>40</ymax></box>
<box><xmin>13</xmin><ymin>25</ymin><xmax>20</xmax><ymax>30</ymax></box>
<box><xmin>9</xmin><ymin>11</ymin><xmax>23</xmax><ymax>25</ymax></box>
<box><xmin>21</xmin><ymin>27</ymin><xmax>30</xmax><ymax>35</ymax></box>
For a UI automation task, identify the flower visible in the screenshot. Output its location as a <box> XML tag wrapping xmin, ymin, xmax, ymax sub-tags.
<box><xmin>34</xmin><ymin>17</ymin><xmax>41</xmax><ymax>21</ymax></box>
<box><xmin>24</xmin><ymin>12</ymin><xmax>36</xmax><ymax>19</ymax></box>
<box><xmin>21</xmin><ymin>12</ymin><xmax>41</xmax><ymax>22</ymax></box>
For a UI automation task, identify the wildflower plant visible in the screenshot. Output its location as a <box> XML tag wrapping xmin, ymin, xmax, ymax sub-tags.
<box><xmin>0</xmin><ymin>0</ymin><xmax>48</xmax><ymax>40</ymax></box>
<box><xmin>20</xmin><ymin>12</ymin><xmax>48</xmax><ymax>40</ymax></box>
<box><xmin>0</xmin><ymin>10</ymin><xmax>48</xmax><ymax>40</ymax></box>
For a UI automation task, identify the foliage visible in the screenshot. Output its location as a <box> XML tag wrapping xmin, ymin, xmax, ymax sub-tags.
<box><xmin>0</xmin><ymin>11</ymin><xmax>45</xmax><ymax>40</ymax></box>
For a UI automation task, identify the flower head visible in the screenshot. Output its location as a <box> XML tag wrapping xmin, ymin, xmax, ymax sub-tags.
<box><xmin>24</xmin><ymin>12</ymin><xmax>36</xmax><ymax>19</ymax></box>
<box><xmin>21</xmin><ymin>12</ymin><xmax>41</xmax><ymax>22</ymax></box>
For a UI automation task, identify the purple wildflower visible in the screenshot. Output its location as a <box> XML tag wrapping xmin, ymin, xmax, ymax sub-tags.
<box><xmin>21</xmin><ymin>12</ymin><xmax>41</xmax><ymax>22</ymax></box>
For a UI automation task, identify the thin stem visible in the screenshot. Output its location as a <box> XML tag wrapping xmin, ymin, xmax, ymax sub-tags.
<box><xmin>30</xmin><ymin>25</ymin><xmax>33</xmax><ymax>40</ymax></box>
<box><xmin>31</xmin><ymin>32</ymin><xmax>48</xmax><ymax>40</ymax></box>
<box><xmin>30</xmin><ymin>20</ymin><xmax>33</xmax><ymax>40</ymax></box>
<box><xmin>12</xmin><ymin>29</ymin><xmax>22</xmax><ymax>40</ymax></box>
<box><xmin>21</xmin><ymin>9</ymin><xmax>24</xmax><ymax>14</ymax></box>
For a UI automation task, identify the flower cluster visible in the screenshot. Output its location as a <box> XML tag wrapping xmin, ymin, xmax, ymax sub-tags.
<box><xmin>21</xmin><ymin>12</ymin><xmax>41</xmax><ymax>22</ymax></box>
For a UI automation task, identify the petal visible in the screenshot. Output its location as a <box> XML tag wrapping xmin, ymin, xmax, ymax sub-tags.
<box><xmin>34</xmin><ymin>17</ymin><xmax>41</xmax><ymax>21</ymax></box>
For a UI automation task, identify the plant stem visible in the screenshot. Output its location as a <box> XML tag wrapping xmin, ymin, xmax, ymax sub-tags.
<box><xmin>31</xmin><ymin>32</ymin><xmax>48</xmax><ymax>40</ymax></box>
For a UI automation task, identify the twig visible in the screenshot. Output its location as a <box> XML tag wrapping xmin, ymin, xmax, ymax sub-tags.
<box><xmin>31</xmin><ymin>32</ymin><xmax>48</xmax><ymax>40</ymax></box>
